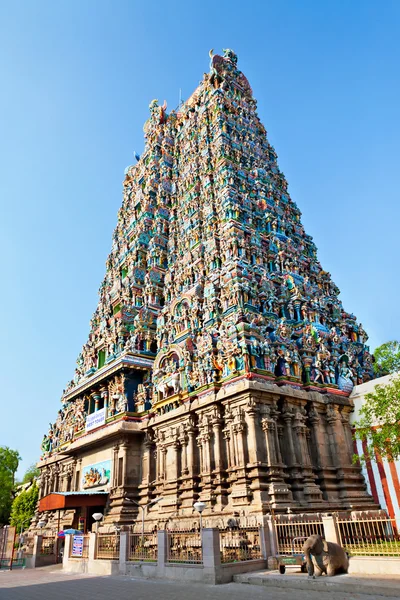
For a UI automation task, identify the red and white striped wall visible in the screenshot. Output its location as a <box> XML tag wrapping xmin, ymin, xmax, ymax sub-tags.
<box><xmin>351</xmin><ymin>375</ymin><xmax>400</xmax><ymax>524</ymax></box>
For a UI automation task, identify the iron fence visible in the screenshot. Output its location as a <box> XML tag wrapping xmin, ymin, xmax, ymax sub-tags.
<box><xmin>337</xmin><ymin>515</ymin><xmax>400</xmax><ymax>557</ymax></box>
<box><xmin>220</xmin><ymin>526</ymin><xmax>262</xmax><ymax>563</ymax></box>
<box><xmin>96</xmin><ymin>533</ymin><xmax>120</xmax><ymax>560</ymax></box>
<box><xmin>39</xmin><ymin>536</ymin><xmax>55</xmax><ymax>556</ymax></box>
<box><xmin>128</xmin><ymin>532</ymin><xmax>158</xmax><ymax>562</ymax></box>
<box><xmin>273</xmin><ymin>516</ymin><xmax>324</xmax><ymax>555</ymax></box>
<box><xmin>167</xmin><ymin>530</ymin><xmax>202</xmax><ymax>564</ymax></box>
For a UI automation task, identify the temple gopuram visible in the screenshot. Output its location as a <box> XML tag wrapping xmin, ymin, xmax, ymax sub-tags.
<box><xmin>35</xmin><ymin>50</ymin><xmax>376</xmax><ymax>534</ymax></box>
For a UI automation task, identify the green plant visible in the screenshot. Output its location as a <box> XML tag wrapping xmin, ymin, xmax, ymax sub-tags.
<box><xmin>10</xmin><ymin>482</ymin><xmax>39</xmax><ymax>531</ymax></box>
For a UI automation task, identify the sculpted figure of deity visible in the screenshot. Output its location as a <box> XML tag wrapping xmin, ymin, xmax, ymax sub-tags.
<box><xmin>337</xmin><ymin>357</ymin><xmax>355</xmax><ymax>392</ymax></box>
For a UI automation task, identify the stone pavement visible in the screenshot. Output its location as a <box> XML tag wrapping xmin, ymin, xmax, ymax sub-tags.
<box><xmin>0</xmin><ymin>566</ymin><xmax>400</xmax><ymax>600</ymax></box>
<box><xmin>234</xmin><ymin>569</ymin><xmax>400</xmax><ymax>598</ymax></box>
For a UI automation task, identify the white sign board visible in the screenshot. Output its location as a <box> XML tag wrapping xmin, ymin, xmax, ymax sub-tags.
<box><xmin>86</xmin><ymin>407</ymin><xmax>106</xmax><ymax>432</ymax></box>
<box><xmin>71</xmin><ymin>535</ymin><xmax>84</xmax><ymax>557</ymax></box>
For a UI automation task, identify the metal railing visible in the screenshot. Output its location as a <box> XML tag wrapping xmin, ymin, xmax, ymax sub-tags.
<box><xmin>69</xmin><ymin>534</ymin><xmax>89</xmax><ymax>559</ymax></box>
<box><xmin>128</xmin><ymin>532</ymin><xmax>158</xmax><ymax>562</ymax></box>
<box><xmin>274</xmin><ymin>516</ymin><xmax>324</xmax><ymax>555</ymax></box>
<box><xmin>96</xmin><ymin>533</ymin><xmax>120</xmax><ymax>560</ymax></box>
<box><xmin>337</xmin><ymin>515</ymin><xmax>400</xmax><ymax>557</ymax></box>
<box><xmin>220</xmin><ymin>526</ymin><xmax>262</xmax><ymax>563</ymax></box>
<box><xmin>39</xmin><ymin>536</ymin><xmax>55</xmax><ymax>556</ymax></box>
<box><xmin>167</xmin><ymin>530</ymin><xmax>202</xmax><ymax>564</ymax></box>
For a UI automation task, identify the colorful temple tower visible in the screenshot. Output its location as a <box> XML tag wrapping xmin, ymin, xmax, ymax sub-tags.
<box><xmin>36</xmin><ymin>50</ymin><xmax>376</xmax><ymax>533</ymax></box>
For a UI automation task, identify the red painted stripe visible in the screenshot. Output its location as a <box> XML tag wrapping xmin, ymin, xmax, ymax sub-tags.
<box><xmin>361</xmin><ymin>438</ymin><xmax>379</xmax><ymax>505</ymax></box>
<box><xmin>388</xmin><ymin>459</ymin><xmax>400</xmax><ymax>510</ymax></box>
<box><xmin>375</xmin><ymin>449</ymin><xmax>396</xmax><ymax>519</ymax></box>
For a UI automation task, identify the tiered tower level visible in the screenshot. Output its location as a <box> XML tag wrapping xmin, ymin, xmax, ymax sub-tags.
<box><xmin>38</xmin><ymin>50</ymin><xmax>375</xmax><ymax>529</ymax></box>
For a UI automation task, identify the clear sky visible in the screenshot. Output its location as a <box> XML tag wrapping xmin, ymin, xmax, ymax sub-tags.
<box><xmin>1</xmin><ymin>0</ymin><xmax>399</xmax><ymax>478</ymax></box>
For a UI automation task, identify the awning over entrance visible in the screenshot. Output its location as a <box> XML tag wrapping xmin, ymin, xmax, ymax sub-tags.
<box><xmin>39</xmin><ymin>491</ymin><xmax>108</xmax><ymax>512</ymax></box>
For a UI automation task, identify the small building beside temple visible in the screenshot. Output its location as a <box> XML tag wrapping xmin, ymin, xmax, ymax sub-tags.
<box><xmin>34</xmin><ymin>50</ymin><xmax>378</xmax><ymax>536</ymax></box>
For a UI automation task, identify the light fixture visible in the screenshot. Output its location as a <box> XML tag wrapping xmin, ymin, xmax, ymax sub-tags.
<box><xmin>92</xmin><ymin>513</ymin><xmax>103</xmax><ymax>521</ymax></box>
<box><xmin>193</xmin><ymin>501</ymin><xmax>206</xmax><ymax>529</ymax></box>
<box><xmin>125</xmin><ymin>497</ymin><xmax>163</xmax><ymax>541</ymax></box>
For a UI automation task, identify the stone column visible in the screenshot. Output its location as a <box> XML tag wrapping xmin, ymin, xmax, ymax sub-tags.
<box><xmin>270</xmin><ymin>406</ymin><xmax>283</xmax><ymax>464</ymax></box>
<box><xmin>282</xmin><ymin>407</ymin><xmax>297</xmax><ymax>468</ymax></box>
<box><xmin>33</xmin><ymin>535</ymin><xmax>42</xmax><ymax>568</ymax></box>
<box><xmin>261</xmin><ymin>418</ymin><xmax>274</xmax><ymax>465</ymax></box>
<box><xmin>170</xmin><ymin>439</ymin><xmax>180</xmax><ymax>482</ymax></box>
<box><xmin>292</xmin><ymin>406</ymin><xmax>323</xmax><ymax>504</ymax></box>
<box><xmin>222</xmin><ymin>427</ymin><xmax>232</xmax><ymax>469</ymax></box>
<box><xmin>121</xmin><ymin>441</ymin><xmax>128</xmax><ymax>487</ymax></box>
<box><xmin>322</xmin><ymin>515</ymin><xmax>340</xmax><ymax>544</ymax></box>
<box><xmin>234</xmin><ymin>419</ymin><xmax>246</xmax><ymax>467</ymax></box>
<box><xmin>186</xmin><ymin>420</ymin><xmax>197</xmax><ymax>477</ymax></box>
<box><xmin>157</xmin><ymin>530</ymin><xmax>167</xmax><ymax>570</ymax></box>
<box><xmin>161</xmin><ymin>446</ymin><xmax>167</xmax><ymax>481</ymax></box>
<box><xmin>211</xmin><ymin>414</ymin><xmax>223</xmax><ymax>471</ymax></box>
<box><xmin>325</xmin><ymin>404</ymin><xmax>347</xmax><ymax>499</ymax></box>
<box><xmin>142</xmin><ymin>433</ymin><xmax>153</xmax><ymax>486</ymax></box>
<box><xmin>62</xmin><ymin>534</ymin><xmax>71</xmax><ymax>570</ymax></box>
<box><xmin>112</xmin><ymin>444</ymin><xmax>120</xmax><ymax>489</ymax></box>
<box><xmin>326</xmin><ymin>404</ymin><xmax>343</xmax><ymax>468</ymax></box>
<box><xmin>202</xmin><ymin>432</ymin><xmax>211</xmax><ymax>474</ymax></box>
<box><xmin>119</xmin><ymin>531</ymin><xmax>129</xmax><ymax>574</ymax></box>
<box><xmin>340</xmin><ymin>409</ymin><xmax>356</xmax><ymax>465</ymax></box>
<box><xmin>179</xmin><ymin>432</ymin><xmax>188</xmax><ymax>476</ymax></box>
<box><xmin>197</xmin><ymin>435</ymin><xmax>204</xmax><ymax>474</ymax></box>
<box><xmin>88</xmin><ymin>532</ymin><xmax>96</xmax><ymax>561</ymax></box>
<box><xmin>245</xmin><ymin>398</ymin><xmax>260</xmax><ymax>464</ymax></box>
<box><xmin>307</xmin><ymin>405</ymin><xmax>325</xmax><ymax>469</ymax></box>
<box><xmin>201</xmin><ymin>528</ymin><xmax>221</xmax><ymax>569</ymax></box>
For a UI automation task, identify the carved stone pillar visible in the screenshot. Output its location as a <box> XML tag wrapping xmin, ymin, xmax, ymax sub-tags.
<box><xmin>261</xmin><ymin>415</ymin><xmax>276</xmax><ymax>465</ymax></box>
<box><xmin>169</xmin><ymin>438</ymin><xmax>180</xmax><ymax>482</ymax></box>
<box><xmin>121</xmin><ymin>441</ymin><xmax>129</xmax><ymax>487</ymax></box>
<box><xmin>281</xmin><ymin>404</ymin><xmax>303</xmax><ymax>502</ymax></box>
<box><xmin>233</xmin><ymin>421</ymin><xmax>245</xmax><ymax>468</ymax></box>
<box><xmin>186</xmin><ymin>420</ymin><xmax>197</xmax><ymax>477</ymax></box>
<box><xmin>340</xmin><ymin>409</ymin><xmax>356</xmax><ymax>465</ymax></box>
<box><xmin>223</xmin><ymin>406</ymin><xmax>234</xmax><ymax>469</ymax></box>
<box><xmin>245</xmin><ymin>398</ymin><xmax>260</xmax><ymax>464</ymax></box>
<box><xmin>307</xmin><ymin>404</ymin><xmax>337</xmax><ymax>502</ymax></box>
<box><xmin>292</xmin><ymin>406</ymin><xmax>323</xmax><ymax>505</ymax></box>
<box><xmin>112</xmin><ymin>444</ymin><xmax>120</xmax><ymax>489</ymax></box>
<box><xmin>282</xmin><ymin>406</ymin><xmax>297</xmax><ymax>468</ymax></box>
<box><xmin>326</xmin><ymin>403</ymin><xmax>347</xmax><ymax>499</ymax></box>
<box><xmin>142</xmin><ymin>431</ymin><xmax>153</xmax><ymax>486</ymax></box>
<box><xmin>179</xmin><ymin>430</ymin><xmax>188</xmax><ymax>476</ymax></box>
<box><xmin>161</xmin><ymin>446</ymin><xmax>167</xmax><ymax>481</ymax></box>
<box><xmin>211</xmin><ymin>412</ymin><xmax>223</xmax><ymax>472</ymax></box>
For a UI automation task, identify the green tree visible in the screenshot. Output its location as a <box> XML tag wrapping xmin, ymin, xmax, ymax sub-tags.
<box><xmin>10</xmin><ymin>483</ymin><xmax>39</xmax><ymax>532</ymax></box>
<box><xmin>373</xmin><ymin>340</ymin><xmax>400</xmax><ymax>375</ymax></box>
<box><xmin>0</xmin><ymin>447</ymin><xmax>21</xmax><ymax>525</ymax></box>
<box><xmin>354</xmin><ymin>374</ymin><xmax>400</xmax><ymax>462</ymax></box>
<box><xmin>21</xmin><ymin>464</ymin><xmax>40</xmax><ymax>485</ymax></box>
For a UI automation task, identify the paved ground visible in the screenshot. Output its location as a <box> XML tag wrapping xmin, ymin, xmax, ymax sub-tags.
<box><xmin>0</xmin><ymin>565</ymin><xmax>400</xmax><ymax>600</ymax></box>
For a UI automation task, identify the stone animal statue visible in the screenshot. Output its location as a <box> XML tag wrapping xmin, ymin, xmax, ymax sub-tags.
<box><xmin>302</xmin><ymin>534</ymin><xmax>349</xmax><ymax>577</ymax></box>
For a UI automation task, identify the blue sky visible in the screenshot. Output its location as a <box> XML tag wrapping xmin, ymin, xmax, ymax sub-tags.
<box><xmin>1</xmin><ymin>0</ymin><xmax>399</xmax><ymax>478</ymax></box>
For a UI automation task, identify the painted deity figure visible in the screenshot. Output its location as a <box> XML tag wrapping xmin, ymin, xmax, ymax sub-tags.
<box><xmin>337</xmin><ymin>358</ymin><xmax>354</xmax><ymax>393</ymax></box>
